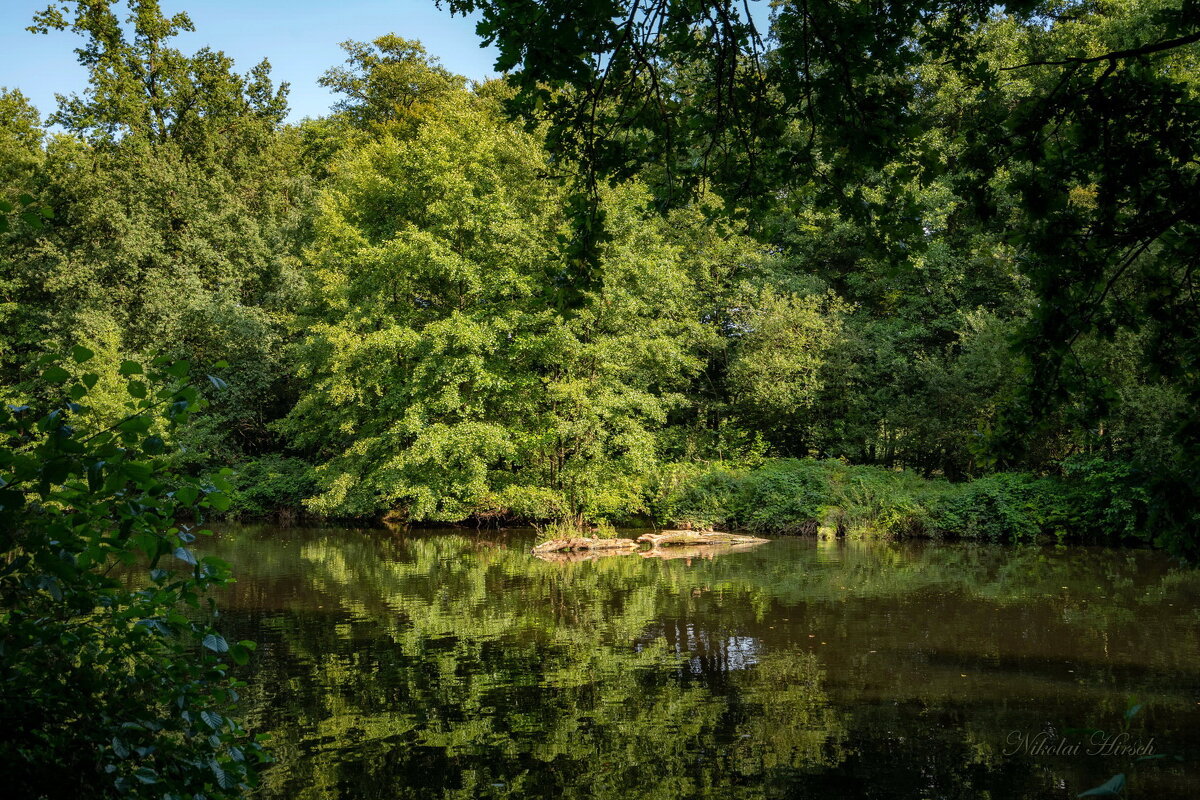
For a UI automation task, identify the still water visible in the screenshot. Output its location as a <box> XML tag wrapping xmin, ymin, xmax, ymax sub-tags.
<box><xmin>209</xmin><ymin>526</ymin><xmax>1200</xmax><ymax>799</ymax></box>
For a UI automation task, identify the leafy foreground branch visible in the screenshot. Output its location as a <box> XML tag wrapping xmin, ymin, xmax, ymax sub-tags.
<box><xmin>0</xmin><ymin>350</ymin><xmax>267</xmax><ymax>799</ymax></box>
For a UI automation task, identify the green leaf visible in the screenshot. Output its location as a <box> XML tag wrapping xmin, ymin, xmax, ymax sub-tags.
<box><xmin>202</xmin><ymin>633</ymin><xmax>229</xmax><ymax>653</ymax></box>
<box><xmin>120</xmin><ymin>461</ymin><xmax>153</xmax><ymax>482</ymax></box>
<box><xmin>86</xmin><ymin>460</ymin><xmax>105</xmax><ymax>490</ymax></box>
<box><xmin>132</xmin><ymin>767</ymin><xmax>158</xmax><ymax>785</ymax></box>
<box><xmin>41</xmin><ymin>365</ymin><xmax>70</xmax><ymax>385</ymax></box>
<box><xmin>175</xmin><ymin>485</ymin><xmax>200</xmax><ymax>506</ymax></box>
<box><xmin>135</xmin><ymin>618</ymin><xmax>171</xmax><ymax>637</ymax></box>
<box><xmin>118</xmin><ymin>416</ymin><xmax>153</xmax><ymax>435</ymax></box>
<box><xmin>206</xmin><ymin>491</ymin><xmax>232</xmax><ymax>512</ymax></box>
<box><xmin>1078</xmin><ymin>774</ymin><xmax>1125</xmax><ymax>797</ymax></box>
<box><xmin>127</xmin><ymin>380</ymin><xmax>147</xmax><ymax>399</ymax></box>
<box><xmin>174</xmin><ymin>546</ymin><xmax>197</xmax><ymax>566</ymax></box>
<box><xmin>0</xmin><ymin>555</ymin><xmax>29</xmax><ymax>579</ymax></box>
<box><xmin>40</xmin><ymin>575</ymin><xmax>62</xmax><ymax>601</ymax></box>
<box><xmin>71</xmin><ymin>345</ymin><xmax>95</xmax><ymax>363</ymax></box>
<box><xmin>165</xmin><ymin>360</ymin><xmax>190</xmax><ymax>379</ymax></box>
<box><xmin>200</xmin><ymin>710</ymin><xmax>223</xmax><ymax>729</ymax></box>
<box><xmin>43</xmin><ymin>458</ymin><xmax>71</xmax><ymax>485</ymax></box>
<box><xmin>118</xmin><ymin>360</ymin><xmax>143</xmax><ymax>376</ymax></box>
<box><xmin>210</xmin><ymin>759</ymin><xmax>235</xmax><ymax>790</ymax></box>
<box><xmin>36</xmin><ymin>409</ymin><xmax>61</xmax><ymax>432</ymax></box>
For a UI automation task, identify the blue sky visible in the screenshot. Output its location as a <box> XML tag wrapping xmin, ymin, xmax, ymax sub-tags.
<box><xmin>0</xmin><ymin>0</ymin><xmax>500</xmax><ymax>123</ymax></box>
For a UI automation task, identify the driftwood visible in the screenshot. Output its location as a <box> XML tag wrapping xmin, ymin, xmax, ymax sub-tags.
<box><xmin>636</xmin><ymin>530</ymin><xmax>770</xmax><ymax>548</ymax></box>
<box><xmin>531</xmin><ymin>537</ymin><xmax>639</xmax><ymax>554</ymax></box>
<box><xmin>530</xmin><ymin>530</ymin><xmax>769</xmax><ymax>561</ymax></box>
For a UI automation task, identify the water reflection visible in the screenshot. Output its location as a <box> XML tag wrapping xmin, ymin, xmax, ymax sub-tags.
<box><xmin>208</xmin><ymin>527</ymin><xmax>1200</xmax><ymax>799</ymax></box>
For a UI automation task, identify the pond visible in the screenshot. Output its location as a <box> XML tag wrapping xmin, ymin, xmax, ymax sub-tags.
<box><xmin>209</xmin><ymin>526</ymin><xmax>1200</xmax><ymax>799</ymax></box>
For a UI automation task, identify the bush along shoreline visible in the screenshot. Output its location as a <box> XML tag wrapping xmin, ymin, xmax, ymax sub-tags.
<box><xmin>222</xmin><ymin>455</ymin><xmax>1167</xmax><ymax>552</ymax></box>
<box><xmin>652</xmin><ymin>458</ymin><xmax>1155</xmax><ymax>548</ymax></box>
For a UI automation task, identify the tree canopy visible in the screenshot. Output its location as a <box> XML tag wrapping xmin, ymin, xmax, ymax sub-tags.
<box><xmin>438</xmin><ymin>0</ymin><xmax>1200</xmax><ymax>547</ymax></box>
<box><xmin>2</xmin><ymin>0</ymin><xmax>1197</xmax><ymax>553</ymax></box>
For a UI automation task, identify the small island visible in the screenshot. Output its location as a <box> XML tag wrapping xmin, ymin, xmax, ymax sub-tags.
<box><xmin>532</xmin><ymin>530</ymin><xmax>770</xmax><ymax>555</ymax></box>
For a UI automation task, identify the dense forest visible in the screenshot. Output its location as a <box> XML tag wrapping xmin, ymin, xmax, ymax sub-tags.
<box><xmin>3</xmin><ymin>1</ymin><xmax>1200</xmax><ymax>798</ymax></box>
<box><xmin>4</xmin><ymin>1</ymin><xmax>1198</xmax><ymax>554</ymax></box>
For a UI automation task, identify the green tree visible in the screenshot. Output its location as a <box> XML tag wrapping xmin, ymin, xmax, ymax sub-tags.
<box><xmin>30</xmin><ymin>0</ymin><xmax>288</xmax><ymax>144</ymax></box>
<box><xmin>5</xmin><ymin>0</ymin><xmax>312</xmax><ymax>472</ymax></box>
<box><xmin>282</xmin><ymin>85</ymin><xmax>722</xmax><ymax>524</ymax></box>
<box><xmin>725</xmin><ymin>287</ymin><xmax>849</xmax><ymax>457</ymax></box>
<box><xmin>318</xmin><ymin>34</ymin><xmax>466</xmax><ymax>132</ymax></box>
<box><xmin>443</xmin><ymin>0</ymin><xmax>1200</xmax><ymax>554</ymax></box>
<box><xmin>0</xmin><ymin>88</ymin><xmax>43</xmax><ymax>190</ymax></box>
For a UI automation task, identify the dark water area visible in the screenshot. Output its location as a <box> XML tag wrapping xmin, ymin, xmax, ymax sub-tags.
<box><xmin>208</xmin><ymin>526</ymin><xmax>1200</xmax><ymax>799</ymax></box>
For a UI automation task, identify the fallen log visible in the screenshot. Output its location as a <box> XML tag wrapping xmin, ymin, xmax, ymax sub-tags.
<box><xmin>636</xmin><ymin>530</ymin><xmax>770</xmax><ymax>548</ymax></box>
<box><xmin>531</xmin><ymin>537</ymin><xmax>639</xmax><ymax>554</ymax></box>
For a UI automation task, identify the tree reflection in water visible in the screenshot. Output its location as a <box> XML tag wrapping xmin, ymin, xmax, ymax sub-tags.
<box><xmin>209</xmin><ymin>528</ymin><xmax>1200</xmax><ymax>799</ymax></box>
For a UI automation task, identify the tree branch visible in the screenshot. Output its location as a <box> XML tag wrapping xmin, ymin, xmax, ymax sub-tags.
<box><xmin>1001</xmin><ymin>30</ymin><xmax>1200</xmax><ymax>70</ymax></box>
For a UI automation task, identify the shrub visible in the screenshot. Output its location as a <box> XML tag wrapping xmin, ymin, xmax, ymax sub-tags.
<box><xmin>652</xmin><ymin>462</ymin><xmax>746</xmax><ymax>530</ymax></box>
<box><xmin>226</xmin><ymin>455</ymin><xmax>317</xmax><ymax>518</ymax></box>
<box><xmin>926</xmin><ymin>461</ymin><xmax>1153</xmax><ymax>544</ymax></box>
<box><xmin>591</xmin><ymin>519</ymin><xmax>620</xmax><ymax>538</ymax></box>
<box><xmin>0</xmin><ymin>352</ymin><xmax>267</xmax><ymax>798</ymax></box>
<box><xmin>928</xmin><ymin>473</ymin><xmax>1053</xmax><ymax>542</ymax></box>
<box><xmin>652</xmin><ymin>456</ymin><xmax>1164</xmax><ymax>545</ymax></box>
<box><xmin>1058</xmin><ymin>456</ymin><xmax>1149</xmax><ymax>541</ymax></box>
<box><xmin>655</xmin><ymin>459</ymin><xmax>935</xmax><ymax>536</ymax></box>
<box><xmin>823</xmin><ymin>461</ymin><xmax>944</xmax><ymax>538</ymax></box>
<box><xmin>733</xmin><ymin>459</ymin><xmax>829</xmax><ymax>534</ymax></box>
